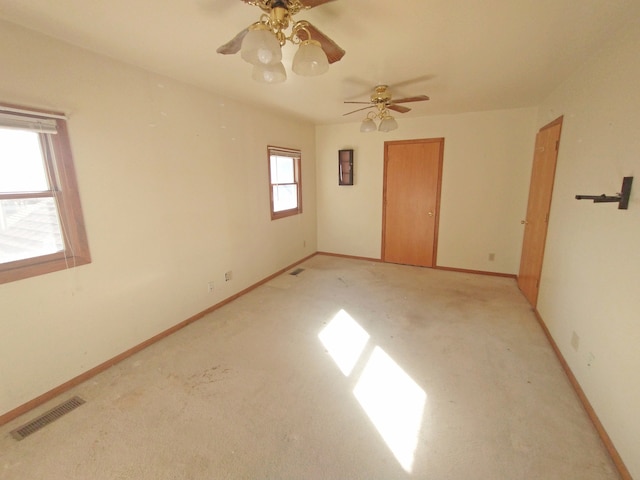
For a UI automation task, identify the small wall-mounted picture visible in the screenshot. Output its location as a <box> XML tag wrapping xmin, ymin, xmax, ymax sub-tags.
<box><xmin>339</xmin><ymin>149</ymin><xmax>354</xmax><ymax>185</ymax></box>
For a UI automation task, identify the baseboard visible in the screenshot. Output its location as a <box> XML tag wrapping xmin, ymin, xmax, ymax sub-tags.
<box><xmin>434</xmin><ymin>265</ymin><xmax>517</xmax><ymax>279</ymax></box>
<box><xmin>0</xmin><ymin>253</ymin><xmax>317</xmax><ymax>427</ymax></box>
<box><xmin>316</xmin><ymin>251</ymin><xmax>382</xmax><ymax>262</ymax></box>
<box><xmin>532</xmin><ymin>308</ymin><xmax>632</xmax><ymax>480</ymax></box>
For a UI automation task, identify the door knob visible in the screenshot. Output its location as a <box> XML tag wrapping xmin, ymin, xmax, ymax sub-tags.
<box><xmin>428</xmin><ymin>211</ymin><xmax>434</xmax><ymax>216</ymax></box>
<box><xmin>521</xmin><ymin>220</ymin><xmax>528</xmax><ymax>225</ymax></box>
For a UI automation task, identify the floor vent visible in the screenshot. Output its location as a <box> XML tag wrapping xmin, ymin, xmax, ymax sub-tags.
<box><xmin>289</xmin><ymin>268</ymin><xmax>305</xmax><ymax>276</ymax></box>
<box><xmin>10</xmin><ymin>396</ymin><xmax>85</xmax><ymax>441</ymax></box>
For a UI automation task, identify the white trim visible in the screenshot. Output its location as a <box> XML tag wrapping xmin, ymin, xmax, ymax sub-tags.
<box><xmin>0</xmin><ymin>112</ymin><xmax>58</xmax><ymax>134</ymax></box>
<box><xmin>0</xmin><ymin>106</ymin><xmax>66</xmax><ymax>120</ymax></box>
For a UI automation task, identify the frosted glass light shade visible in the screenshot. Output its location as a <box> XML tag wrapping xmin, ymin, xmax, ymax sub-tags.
<box><xmin>241</xmin><ymin>28</ymin><xmax>282</xmax><ymax>66</ymax></box>
<box><xmin>378</xmin><ymin>116</ymin><xmax>398</xmax><ymax>132</ymax></box>
<box><xmin>360</xmin><ymin>118</ymin><xmax>377</xmax><ymax>132</ymax></box>
<box><xmin>252</xmin><ymin>62</ymin><xmax>287</xmax><ymax>83</ymax></box>
<box><xmin>292</xmin><ymin>40</ymin><xmax>329</xmax><ymax>76</ymax></box>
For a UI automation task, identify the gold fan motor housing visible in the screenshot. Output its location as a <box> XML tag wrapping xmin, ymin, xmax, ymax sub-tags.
<box><xmin>371</xmin><ymin>85</ymin><xmax>392</xmax><ymax>104</ymax></box>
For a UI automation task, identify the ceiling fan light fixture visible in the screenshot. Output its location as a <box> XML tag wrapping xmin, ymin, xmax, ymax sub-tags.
<box><xmin>345</xmin><ymin>85</ymin><xmax>429</xmax><ymax>132</ymax></box>
<box><xmin>292</xmin><ymin>39</ymin><xmax>329</xmax><ymax>76</ymax></box>
<box><xmin>241</xmin><ymin>26</ymin><xmax>282</xmax><ymax>66</ymax></box>
<box><xmin>252</xmin><ymin>62</ymin><xmax>287</xmax><ymax>84</ymax></box>
<box><xmin>218</xmin><ymin>2</ymin><xmax>345</xmax><ymax>85</ymax></box>
<box><xmin>360</xmin><ymin>117</ymin><xmax>377</xmax><ymax>132</ymax></box>
<box><xmin>378</xmin><ymin>115</ymin><xmax>398</xmax><ymax>132</ymax></box>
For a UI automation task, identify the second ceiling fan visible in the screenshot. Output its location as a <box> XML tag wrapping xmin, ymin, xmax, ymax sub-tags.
<box><xmin>344</xmin><ymin>85</ymin><xmax>430</xmax><ymax>132</ymax></box>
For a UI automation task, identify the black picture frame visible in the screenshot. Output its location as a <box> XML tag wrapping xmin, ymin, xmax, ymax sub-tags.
<box><xmin>339</xmin><ymin>149</ymin><xmax>354</xmax><ymax>185</ymax></box>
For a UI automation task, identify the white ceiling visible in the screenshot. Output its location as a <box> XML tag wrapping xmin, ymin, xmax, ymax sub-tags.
<box><xmin>0</xmin><ymin>0</ymin><xmax>638</xmax><ymax>125</ymax></box>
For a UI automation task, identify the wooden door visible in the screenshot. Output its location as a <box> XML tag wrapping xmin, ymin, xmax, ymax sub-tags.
<box><xmin>518</xmin><ymin>117</ymin><xmax>563</xmax><ymax>306</ymax></box>
<box><xmin>382</xmin><ymin>138</ymin><xmax>443</xmax><ymax>267</ymax></box>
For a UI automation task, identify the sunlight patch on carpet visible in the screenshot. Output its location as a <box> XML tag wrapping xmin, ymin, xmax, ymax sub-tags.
<box><xmin>354</xmin><ymin>347</ymin><xmax>426</xmax><ymax>472</ymax></box>
<box><xmin>318</xmin><ymin>309</ymin><xmax>370</xmax><ymax>376</ymax></box>
<box><xmin>319</xmin><ymin>310</ymin><xmax>426</xmax><ymax>473</ymax></box>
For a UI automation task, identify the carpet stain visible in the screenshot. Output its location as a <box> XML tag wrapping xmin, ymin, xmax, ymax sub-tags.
<box><xmin>187</xmin><ymin>365</ymin><xmax>232</xmax><ymax>388</ymax></box>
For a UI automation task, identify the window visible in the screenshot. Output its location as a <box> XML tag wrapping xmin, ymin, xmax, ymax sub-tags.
<box><xmin>268</xmin><ymin>146</ymin><xmax>302</xmax><ymax>220</ymax></box>
<box><xmin>0</xmin><ymin>105</ymin><xmax>91</xmax><ymax>284</ymax></box>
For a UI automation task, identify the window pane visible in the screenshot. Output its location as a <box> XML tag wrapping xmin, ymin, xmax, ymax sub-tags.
<box><xmin>272</xmin><ymin>184</ymin><xmax>298</xmax><ymax>212</ymax></box>
<box><xmin>0</xmin><ymin>198</ymin><xmax>64</xmax><ymax>263</ymax></box>
<box><xmin>0</xmin><ymin>128</ymin><xmax>48</xmax><ymax>192</ymax></box>
<box><xmin>270</xmin><ymin>155</ymin><xmax>295</xmax><ymax>184</ymax></box>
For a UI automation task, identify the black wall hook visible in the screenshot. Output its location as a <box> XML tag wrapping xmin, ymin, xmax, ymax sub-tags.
<box><xmin>575</xmin><ymin>176</ymin><xmax>633</xmax><ymax>209</ymax></box>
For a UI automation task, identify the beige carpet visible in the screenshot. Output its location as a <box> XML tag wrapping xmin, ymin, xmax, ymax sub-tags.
<box><xmin>0</xmin><ymin>255</ymin><xmax>620</xmax><ymax>479</ymax></box>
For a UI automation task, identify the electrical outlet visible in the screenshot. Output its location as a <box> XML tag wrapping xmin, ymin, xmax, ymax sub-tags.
<box><xmin>225</xmin><ymin>271</ymin><xmax>232</xmax><ymax>282</ymax></box>
<box><xmin>207</xmin><ymin>281</ymin><xmax>214</xmax><ymax>294</ymax></box>
<box><xmin>488</xmin><ymin>253</ymin><xmax>495</xmax><ymax>261</ymax></box>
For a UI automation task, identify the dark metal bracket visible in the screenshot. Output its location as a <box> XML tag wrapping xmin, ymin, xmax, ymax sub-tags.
<box><xmin>575</xmin><ymin>176</ymin><xmax>633</xmax><ymax>210</ymax></box>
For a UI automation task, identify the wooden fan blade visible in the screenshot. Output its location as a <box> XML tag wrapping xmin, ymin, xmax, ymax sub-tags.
<box><xmin>343</xmin><ymin>105</ymin><xmax>376</xmax><ymax>116</ymax></box>
<box><xmin>300</xmin><ymin>0</ymin><xmax>337</xmax><ymax>8</ymax></box>
<box><xmin>387</xmin><ymin>104</ymin><xmax>411</xmax><ymax>114</ymax></box>
<box><xmin>296</xmin><ymin>22</ymin><xmax>345</xmax><ymax>64</ymax></box>
<box><xmin>344</xmin><ymin>101</ymin><xmax>373</xmax><ymax>104</ymax></box>
<box><xmin>217</xmin><ymin>28</ymin><xmax>249</xmax><ymax>55</ymax></box>
<box><xmin>391</xmin><ymin>95</ymin><xmax>430</xmax><ymax>104</ymax></box>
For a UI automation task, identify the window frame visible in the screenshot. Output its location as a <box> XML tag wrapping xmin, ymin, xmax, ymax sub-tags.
<box><xmin>268</xmin><ymin>146</ymin><xmax>302</xmax><ymax>220</ymax></box>
<box><xmin>0</xmin><ymin>105</ymin><xmax>91</xmax><ymax>284</ymax></box>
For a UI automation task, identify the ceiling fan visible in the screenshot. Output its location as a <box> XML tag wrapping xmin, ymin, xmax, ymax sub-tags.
<box><xmin>343</xmin><ymin>85</ymin><xmax>430</xmax><ymax>132</ymax></box>
<box><xmin>217</xmin><ymin>0</ymin><xmax>345</xmax><ymax>83</ymax></box>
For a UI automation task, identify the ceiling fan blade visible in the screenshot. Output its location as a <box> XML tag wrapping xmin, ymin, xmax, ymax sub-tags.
<box><xmin>387</xmin><ymin>104</ymin><xmax>412</xmax><ymax>114</ymax></box>
<box><xmin>389</xmin><ymin>75</ymin><xmax>436</xmax><ymax>90</ymax></box>
<box><xmin>300</xmin><ymin>0</ymin><xmax>337</xmax><ymax>8</ymax></box>
<box><xmin>344</xmin><ymin>101</ymin><xmax>373</xmax><ymax>104</ymax></box>
<box><xmin>343</xmin><ymin>105</ymin><xmax>376</xmax><ymax>116</ymax></box>
<box><xmin>342</xmin><ymin>77</ymin><xmax>379</xmax><ymax>100</ymax></box>
<box><xmin>217</xmin><ymin>28</ymin><xmax>249</xmax><ymax>55</ymax></box>
<box><xmin>296</xmin><ymin>22</ymin><xmax>345</xmax><ymax>64</ymax></box>
<box><xmin>391</xmin><ymin>95</ymin><xmax>430</xmax><ymax>104</ymax></box>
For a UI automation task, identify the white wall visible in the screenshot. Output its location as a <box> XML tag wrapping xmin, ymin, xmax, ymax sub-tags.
<box><xmin>316</xmin><ymin>108</ymin><xmax>538</xmax><ymax>274</ymax></box>
<box><xmin>536</xmin><ymin>17</ymin><xmax>640</xmax><ymax>478</ymax></box>
<box><xmin>0</xmin><ymin>21</ymin><xmax>317</xmax><ymax>416</ymax></box>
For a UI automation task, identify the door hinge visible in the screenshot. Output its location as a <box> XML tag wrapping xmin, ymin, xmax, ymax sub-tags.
<box><xmin>555</xmin><ymin>140</ymin><xmax>560</xmax><ymax>151</ymax></box>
